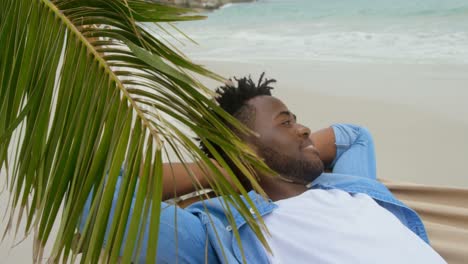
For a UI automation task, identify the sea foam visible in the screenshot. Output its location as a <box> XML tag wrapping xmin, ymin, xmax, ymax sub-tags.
<box><xmin>170</xmin><ymin>0</ymin><xmax>468</xmax><ymax>64</ymax></box>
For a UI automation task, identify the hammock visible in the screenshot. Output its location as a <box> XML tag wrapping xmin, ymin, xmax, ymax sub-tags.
<box><xmin>382</xmin><ymin>179</ymin><xmax>468</xmax><ymax>264</ymax></box>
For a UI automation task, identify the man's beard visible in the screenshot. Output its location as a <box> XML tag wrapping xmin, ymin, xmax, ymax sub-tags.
<box><xmin>257</xmin><ymin>143</ymin><xmax>324</xmax><ymax>184</ymax></box>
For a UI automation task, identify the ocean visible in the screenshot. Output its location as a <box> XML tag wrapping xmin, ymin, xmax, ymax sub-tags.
<box><xmin>159</xmin><ymin>0</ymin><xmax>468</xmax><ymax>188</ymax></box>
<box><xmin>171</xmin><ymin>0</ymin><xmax>468</xmax><ymax>64</ymax></box>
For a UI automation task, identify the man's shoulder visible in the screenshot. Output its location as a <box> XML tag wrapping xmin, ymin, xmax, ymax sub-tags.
<box><xmin>309</xmin><ymin>173</ymin><xmax>388</xmax><ymax>197</ymax></box>
<box><xmin>188</xmin><ymin>190</ymin><xmax>273</xmax><ymax>211</ymax></box>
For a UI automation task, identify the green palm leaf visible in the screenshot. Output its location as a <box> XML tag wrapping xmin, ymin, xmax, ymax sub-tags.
<box><xmin>0</xmin><ymin>0</ymin><xmax>271</xmax><ymax>262</ymax></box>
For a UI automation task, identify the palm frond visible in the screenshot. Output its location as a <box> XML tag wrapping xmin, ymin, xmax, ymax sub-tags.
<box><xmin>0</xmin><ymin>0</ymin><xmax>271</xmax><ymax>262</ymax></box>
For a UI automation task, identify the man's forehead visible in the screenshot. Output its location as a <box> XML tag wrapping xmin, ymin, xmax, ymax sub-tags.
<box><xmin>248</xmin><ymin>96</ymin><xmax>287</xmax><ymax>111</ymax></box>
<box><xmin>247</xmin><ymin>96</ymin><xmax>290</xmax><ymax>119</ymax></box>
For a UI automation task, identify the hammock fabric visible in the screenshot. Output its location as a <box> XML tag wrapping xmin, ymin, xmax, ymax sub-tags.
<box><xmin>383</xmin><ymin>179</ymin><xmax>468</xmax><ymax>264</ymax></box>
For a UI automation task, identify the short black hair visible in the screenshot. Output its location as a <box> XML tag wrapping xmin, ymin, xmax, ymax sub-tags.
<box><xmin>199</xmin><ymin>73</ymin><xmax>276</xmax><ymax>190</ymax></box>
<box><xmin>214</xmin><ymin>73</ymin><xmax>275</xmax><ymax>127</ymax></box>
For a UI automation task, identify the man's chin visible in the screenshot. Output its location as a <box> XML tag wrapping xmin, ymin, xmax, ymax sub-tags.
<box><xmin>303</xmin><ymin>161</ymin><xmax>325</xmax><ymax>183</ymax></box>
<box><xmin>259</xmin><ymin>145</ymin><xmax>324</xmax><ymax>184</ymax></box>
<box><xmin>283</xmin><ymin>163</ymin><xmax>324</xmax><ymax>185</ymax></box>
<box><xmin>304</xmin><ymin>170</ymin><xmax>323</xmax><ymax>183</ymax></box>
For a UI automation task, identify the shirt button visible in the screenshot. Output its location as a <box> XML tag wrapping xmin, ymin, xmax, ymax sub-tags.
<box><xmin>249</xmin><ymin>208</ymin><xmax>255</xmax><ymax>214</ymax></box>
<box><xmin>226</xmin><ymin>225</ymin><xmax>232</xmax><ymax>231</ymax></box>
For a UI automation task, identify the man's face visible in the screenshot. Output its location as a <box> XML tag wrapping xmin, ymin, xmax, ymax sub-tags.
<box><xmin>247</xmin><ymin>96</ymin><xmax>324</xmax><ymax>184</ymax></box>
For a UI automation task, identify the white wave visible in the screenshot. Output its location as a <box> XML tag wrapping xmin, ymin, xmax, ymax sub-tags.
<box><xmin>220</xmin><ymin>3</ymin><xmax>233</xmax><ymax>9</ymax></box>
<box><xmin>182</xmin><ymin>29</ymin><xmax>468</xmax><ymax>64</ymax></box>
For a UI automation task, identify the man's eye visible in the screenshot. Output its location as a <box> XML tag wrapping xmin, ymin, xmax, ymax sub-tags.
<box><xmin>282</xmin><ymin>120</ymin><xmax>291</xmax><ymax>125</ymax></box>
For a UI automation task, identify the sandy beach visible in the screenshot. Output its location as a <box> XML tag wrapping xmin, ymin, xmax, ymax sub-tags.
<box><xmin>3</xmin><ymin>0</ymin><xmax>468</xmax><ymax>261</ymax></box>
<box><xmin>198</xmin><ymin>60</ymin><xmax>468</xmax><ymax>188</ymax></box>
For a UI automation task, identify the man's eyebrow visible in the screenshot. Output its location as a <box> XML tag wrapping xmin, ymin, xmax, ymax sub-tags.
<box><xmin>275</xmin><ymin>111</ymin><xmax>296</xmax><ymax>120</ymax></box>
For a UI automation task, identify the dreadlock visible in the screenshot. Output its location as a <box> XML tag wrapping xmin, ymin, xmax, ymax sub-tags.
<box><xmin>199</xmin><ymin>73</ymin><xmax>276</xmax><ymax>190</ymax></box>
<box><xmin>215</xmin><ymin>72</ymin><xmax>276</xmax><ymax>125</ymax></box>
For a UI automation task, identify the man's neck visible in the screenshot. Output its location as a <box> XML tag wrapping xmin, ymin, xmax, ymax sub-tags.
<box><xmin>260</xmin><ymin>175</ymin><xmax>308</xmax><ymax>201</ymax></box>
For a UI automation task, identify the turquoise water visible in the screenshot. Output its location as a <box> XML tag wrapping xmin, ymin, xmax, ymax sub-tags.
<box><xmin>172</xmin><ymin>0</ymin><xmax>468</xmax><ymax>63</ymax></box>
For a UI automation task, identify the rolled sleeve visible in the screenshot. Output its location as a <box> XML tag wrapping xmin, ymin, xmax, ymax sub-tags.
<box><xmin>330</xmin><ymin>124</ymin><xmax>377</xmax><ymax>179</ymax></box>
<box><xmin>79</xmin><ymin>176</ymin><xmax>216</xmax><ymax>263</ymax></box>
<box><xmin>152</xmin><ymin>203</ymin><xmax>218</xmax><ymax>264</ymax></box>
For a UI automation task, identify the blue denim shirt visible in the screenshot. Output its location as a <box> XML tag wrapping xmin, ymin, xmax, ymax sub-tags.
<box><xmin>80</xmin><ymin>124</ymin><xmax>429</xmax><ymax>263</ymax></box>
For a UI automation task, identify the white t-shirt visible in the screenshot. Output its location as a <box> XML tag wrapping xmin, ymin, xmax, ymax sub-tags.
<box><xmin>263</xmin><ymin>189</ymin><xmax>446</xmax><ymax>264</ymax></box>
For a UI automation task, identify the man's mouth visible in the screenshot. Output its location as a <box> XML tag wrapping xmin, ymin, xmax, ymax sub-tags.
<box><xmin>302</xmin><ymin>144</ymin><xmax>320</xmax><ymax>155</ymax></box>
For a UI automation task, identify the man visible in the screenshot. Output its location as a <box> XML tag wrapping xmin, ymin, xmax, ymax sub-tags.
<box><xmin>81</xmin><ymin>74</ymin><xmax>446</xmax><ymax>263</ymax></box>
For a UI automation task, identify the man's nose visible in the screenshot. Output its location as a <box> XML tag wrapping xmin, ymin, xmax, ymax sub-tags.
<box><xmin>297</xmin><ymin>124</ymin><xmax>311</xmax><ymax>138</ymax></box>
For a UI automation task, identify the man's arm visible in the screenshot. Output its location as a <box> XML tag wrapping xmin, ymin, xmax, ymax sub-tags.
<box><xmin>162</xmin><ymin>160</ymin><xmax>238</xmax><ymax>201</ymax></box>
<box><xmin>327</xmin><ymin>124</ymin><xmax>377</xmax><ymax>179</ymax></box>
<box><xmin>78</xmin><ymin>177</ymin><xmax>218</xmax><ymax>262</ymax></box>
<box><xmin>162</xmin><ymin>162</ymin><xmax>210</xmax><ymax>201</ymax></box>
<box><xmin>310</xmin><ymin>127</ymin><xmax>336</xmax><ymax>169</ymax></box>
